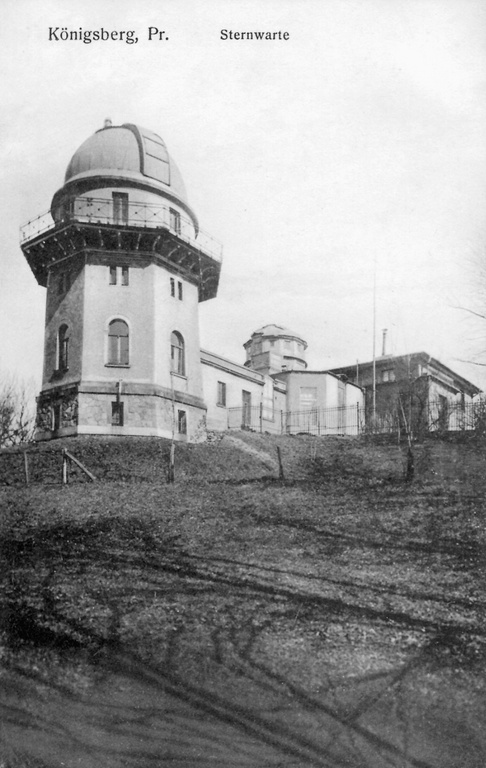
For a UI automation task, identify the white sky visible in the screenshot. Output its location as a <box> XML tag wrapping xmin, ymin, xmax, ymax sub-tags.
<box><xmin>1</xmin><ymin>0</ymin><xmax>486</xmax><ymax>389</ymax></box>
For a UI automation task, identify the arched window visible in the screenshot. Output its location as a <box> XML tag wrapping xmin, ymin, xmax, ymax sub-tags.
<box><xmin>57</xmin><ymin>324</ymin><xmax>69</xmax><ymax>371</ymax></box>
<box><xmin>171</xmin><ymin>331</ymin><xmax>185</xmax><ymax>376</ymax></box>
<box><xmin>108</xmin><ymin>319</ymin><xmax>129</xmax><ymax>365</ymax></box>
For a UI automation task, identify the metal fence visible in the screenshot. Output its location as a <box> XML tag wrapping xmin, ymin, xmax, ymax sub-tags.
<box><xmin>227</xmin><ymin>404</ymin><xmax>364</xmax><ymax>436</ymax></box>
<box><xmin>226</xmin><ymin>399</ymin><xmax>486</xmax><ymax>437</ymax></box>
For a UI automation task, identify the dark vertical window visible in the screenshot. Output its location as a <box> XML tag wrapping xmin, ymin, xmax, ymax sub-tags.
<box><xmin>170</xmin><ymin>277</ymin><xmax>175</xmax><ymax>297</ymax></box>
<box><xmin>121</xmin><ymin>266</ymin><xmax>129</xmax><ymax>286</ymax></box>
<box><xmin>52</xmin><ymin>404</ymin><xmax>61</xmax><ymax>431</ymax></box>
<box><xmin>58</xmin><ymin>324</ymin><xmax>69</xmax><ymax>371</ymax></box>
<box><xmin>170</xmin><ymin>208</ymin><xmax>181</xmax><ymax>234</ymax></box>
<box><xmin>108</xmin><ymin>319</ymin><xmax>129</xmax><ymax>365</ymax></box>
<box><xmin>109</xmin><ymin>266</ymin><xmax>117</xmax><ymax>285</ymax></box>
<box><xmin>178</xmin><ymin>281</ymin><xmax>183</xmax><ymax>300</ymax></box>
<box><xmin>113</xmin><ymin>192</ymin><xmax>129</xmax><ymax>225</ymax></box>
<box><xmin>111</xmin><ymin>402</ymin><xmax>124</xmax><ymax>426</ymax></box>
<box><xmin>217</xmin><ymin>381</ymin><xmax>227</xmax><ymax>406</ymax></box>
<box><xmin>171</xmin><ymin>331</ymin><xmax>185</xmax><ymax>376</ymax></box>
<box><xmin>177</xmin><ymin>410</ymin><xmax>187</xmax><ymax>434</ymax></box>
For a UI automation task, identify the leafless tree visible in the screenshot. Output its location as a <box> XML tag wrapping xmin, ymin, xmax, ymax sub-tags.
<box><xmin>0</xmin><ymin>373</ymin><xmax>36</xmax><ymax>448</ymax></box>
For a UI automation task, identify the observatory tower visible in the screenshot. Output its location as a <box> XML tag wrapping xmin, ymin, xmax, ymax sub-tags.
<box><xmin>20</xmin><ymin>121</ymin><xmax>222</xmax><ymax>441</ymax></box>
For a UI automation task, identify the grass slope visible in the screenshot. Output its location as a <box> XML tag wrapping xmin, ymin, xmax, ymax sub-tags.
<box><xmin>0</xmin><ymin>433</ymin><xmax>485</xmax><ymax>768</ymax></box>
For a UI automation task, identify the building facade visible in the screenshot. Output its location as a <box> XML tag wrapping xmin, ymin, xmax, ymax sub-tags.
<box><xmin>330</xmin><ymin>352</ymin><xmax>481</xmax><ymax>435</ymax></box>
<box><xmin>20</xmin><ymin>121</ymin><xmax>363</xmax><ymax>442</ymax></box>
<box><xmin>21</xmin><ymin>121</ymin><xmax>222</xmax><ymax>442</ymax></box>
<box><xmin>212</xmin><ymin>324</ymin><xmax>364</xmax><ymax>436</ymax></box>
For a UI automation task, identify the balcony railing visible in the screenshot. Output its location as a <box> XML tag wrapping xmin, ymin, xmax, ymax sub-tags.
<box><xmin>20</xmin><ymin>197</ymin><xmax>223</xmax><ymax>262</ymax></box>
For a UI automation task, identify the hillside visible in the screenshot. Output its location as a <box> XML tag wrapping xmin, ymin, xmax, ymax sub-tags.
<box><xmin>0</xmin><ymin>432</ymin><xmax>485</xmax><ymax>768</ymax></box>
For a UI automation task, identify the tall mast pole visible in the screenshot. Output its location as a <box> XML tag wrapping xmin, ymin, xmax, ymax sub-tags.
<box><xmin>372</xmin><ymin>258</ymin><xmax>376</xmax><ymax>426</ymax></box>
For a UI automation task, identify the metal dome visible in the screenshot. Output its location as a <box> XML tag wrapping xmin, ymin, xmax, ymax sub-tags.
<box><xmin>251</xmin><ymin>324</ymin><xmax>307</xmax><ymax>346</ymax></box>
<box><xmin>52</xmin><ymin>121</ymin><xmax>197</xmax><ymax>227</ymax></box>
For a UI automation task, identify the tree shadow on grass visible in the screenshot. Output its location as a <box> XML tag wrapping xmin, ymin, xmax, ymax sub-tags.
<box><xmin>1</xmin><ymin>512</ymin><xmax>485</xmax><ymax>767</ymax></box>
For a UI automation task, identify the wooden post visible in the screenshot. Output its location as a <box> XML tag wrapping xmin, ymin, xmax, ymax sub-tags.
<box><xmin>64</xmin><ymin>449</ymin><xmax>96</xmax><ymax>481</ymax></box>
<box><xmin>259</xmin><ymin>402</ymin><xmax>263</xmax><ymax>433</ymax></box>
<box><xmin>277</xmin><ymin>446</ymin><xmax>285</xmax><ymax>482</ymax></box>
<box><xmin>167</xmin><ymin>443</ymin><xmax>175</xmax><ymax>483</ymax></box>
<box><xmin>23</xmin><ymin>452</ymin><xmax>30</xmax><ymax>486</ymax></box>
<box><xmin>62</xmin><ymin>449</ymin><xmax>68</xmax><ymax>485</ymax></box>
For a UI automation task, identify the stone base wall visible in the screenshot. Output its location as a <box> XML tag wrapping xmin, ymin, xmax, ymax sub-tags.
<box><xmin>35</xmin><ymin>386</ymin><xmax>207</xmax><ymax>443</ymax></box>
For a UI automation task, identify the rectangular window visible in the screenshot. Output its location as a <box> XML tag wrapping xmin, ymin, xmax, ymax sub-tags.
<box><xmin>242</xmin><ymin>390</ymin><xmax>252</xmax><ymax>428</ymax></box>
<box><xmin>170</xmin><ymin>277</ymin><xmax>175</xmax><ymax>297</ymax></box>
<box><xmin>177</xmin><ymin>409</ymin><xmax>187</xmax><ymax>435</ymax></box>
<box><xmin>60</xmin><ymin>338</ymin><xmax>69</xmax><ymax>371</ymax></box>
<box><xmin>300</xmin><ymin>387</ymin><xmax>317</xmax><ymax>409</ymax></box>
<box><xmin>57</xmin><ymin>274</ymin><xmax>64</xmax><ymax>295</ymax></box>
<box><xmin>109</xmin><ymin>266</ymin><xmax>117</xmax><ymax>285</ymax></box>
<box><xmin>113</xmin><ymin>192</ymin><xmax>129</xmax><ymax>225</ymax></box>
<box><xmin>300</xmin><ymin>387</ymin><xmax>318</xmax><ymax>429</ymax></box>
<box><xmin>108</xmin><ymin>335</ymin><xmax>129</xmax><ymax>366</ymax></box>
<box><xmin>217</xmin><ymin>381</ymin><xmax>227</xmax><ymax>406</ymax></box>
<box><xmin>382</xmin><ymin>369</ymin><xmax>395</xmax><ymax>383</ymax></box>
<box><xmin>178</xmin><ymin>281</ymin><xmax>183</xmax><ymax>300</ymax></box>
<box><xmin>170</xmin><ymin>208</ymin><xmax>181</xmax><ymax>234</ymax></box>
<box><xmin>121</xmin><ymin>266</ymin><xmax>129</xmax><ymax>286</ymax></box>
<box><xmin>111</xmin><ymin>402</ymin><xmax>124</xmax><ymax>426</ymax></box>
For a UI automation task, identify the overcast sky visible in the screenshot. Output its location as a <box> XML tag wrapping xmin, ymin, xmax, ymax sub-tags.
<box><xmin>1</xmin><ymin>0</ymin><xmax>486</xmax><ymax>390</ymax></box>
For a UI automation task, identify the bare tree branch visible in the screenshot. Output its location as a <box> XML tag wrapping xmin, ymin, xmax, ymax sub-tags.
<box><xmin>452</xmin><ymin>305</ymin><xmax>486</xmax><ymax>322</ymax></box>
<box><xmin>0</xmin><ymin>373</ymin><xmax>36</xmax><ymax>448</ymax></box>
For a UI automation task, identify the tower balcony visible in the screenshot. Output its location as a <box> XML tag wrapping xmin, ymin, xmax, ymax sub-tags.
<box><xmin>20</xmin><ymin>197</ymin><xmax>222</xmax><ymax>301</ymax></box>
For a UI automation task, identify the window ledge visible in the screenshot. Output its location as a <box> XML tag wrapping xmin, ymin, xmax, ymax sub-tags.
<box><xmin>105</xmin><ymin>363</ymin><xmax>131</xmax><ymax>368</ymax></box>
<box><xmin>171</xmin><ymin>372</ymin><xmax>187</xmax><ymax>381</ymax></box>
<box><xmin>216</xmin><ymin>402</ymin><xmax>227</xmax><ymax>409</ymax></box>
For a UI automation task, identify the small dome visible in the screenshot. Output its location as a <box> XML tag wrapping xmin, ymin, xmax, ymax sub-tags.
<box><xmin>52</xmin><ymin>122</ymin><xmax>197</xmax><ymax>228</ymax></box>
<box><xmin>251</xmin><ymin>324</ymin><xmax>307</xmax><ymax>346</ymax></box>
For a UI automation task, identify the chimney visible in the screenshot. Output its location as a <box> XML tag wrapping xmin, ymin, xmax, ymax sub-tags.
<box><xmin>382</xmin><ymin>328</ymin><xmax>388</xmax><ymax>357</ymax></box>
<box><xmin>104</xmin><ymin>118</ymin><xmax>113</xmax><ymax>129</ymax></box>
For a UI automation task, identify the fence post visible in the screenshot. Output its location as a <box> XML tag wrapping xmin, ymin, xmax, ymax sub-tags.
<box><xmin>277</xmin><ymin>446</ymin><xmax>285</xmax><ymax>481</ymax></box>
<box><xmin>280</xmin><ymin>410</ymin><xmax>284</xmax><ymax>435</ymax></box>
<box><xmin>62</xmin><ymin>449</ymin><xmax>69</xmax><ymax>485</ymax></box>
<box><xmin>259</xmin><ymin>402</ymin><xmax>263</xmax><ymax>433</ymax></box>
<box><xmin>23</xmin><ymin>452</ymin><xmax>30</xmax><ymax>486</ymax></box>
<box><xmin>167</xmin><ymin>443</ymin><xmax>175</xmax><ymax>483</ymax></box>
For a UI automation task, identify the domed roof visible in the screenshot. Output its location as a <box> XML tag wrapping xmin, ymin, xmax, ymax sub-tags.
<box><xmin>52</xmin><ymin>121</ymin><xmax>197</xmax><ymax>227</ymax></box>
<box><xmin>251</xmin><ymin>324</ymin><xmax>307</xmax><ymax>345</ymax></box>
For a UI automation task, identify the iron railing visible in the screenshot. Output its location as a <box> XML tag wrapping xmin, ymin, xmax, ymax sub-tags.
<box><xmin>227</xmin><ymin>404</ymin><xmax>364</xmax><ymax>436</ymax></box>
<box><xmin>226</xmin><ymin>399</ymin><xmax>486</xmax><ymax>437</ymax></box>
<box><xmin>20</xmin><ymin>197</ymin><xmax>223</xmax><ymax>262</ymax></box>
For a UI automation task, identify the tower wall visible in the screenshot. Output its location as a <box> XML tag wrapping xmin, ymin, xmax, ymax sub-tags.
<box><xmin>23</xmin><ymin>121</ymin><xmax>221</xmax><ymax>443</ymax></box>
<box><xmin>43</xmin><ymin>260</ymin><xmax>85</xmax><ymax>388</ymax></box>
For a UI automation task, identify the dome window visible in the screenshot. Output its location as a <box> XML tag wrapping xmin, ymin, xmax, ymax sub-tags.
<box><xmin>112</xmin><ymin>192</ymin><xmax>129</xmax><ymax>225</ymax></box>
<box><xmin>170</xmin><ymin>208</ymin><xmax>181</xmax><ymax>234</ymax></box>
